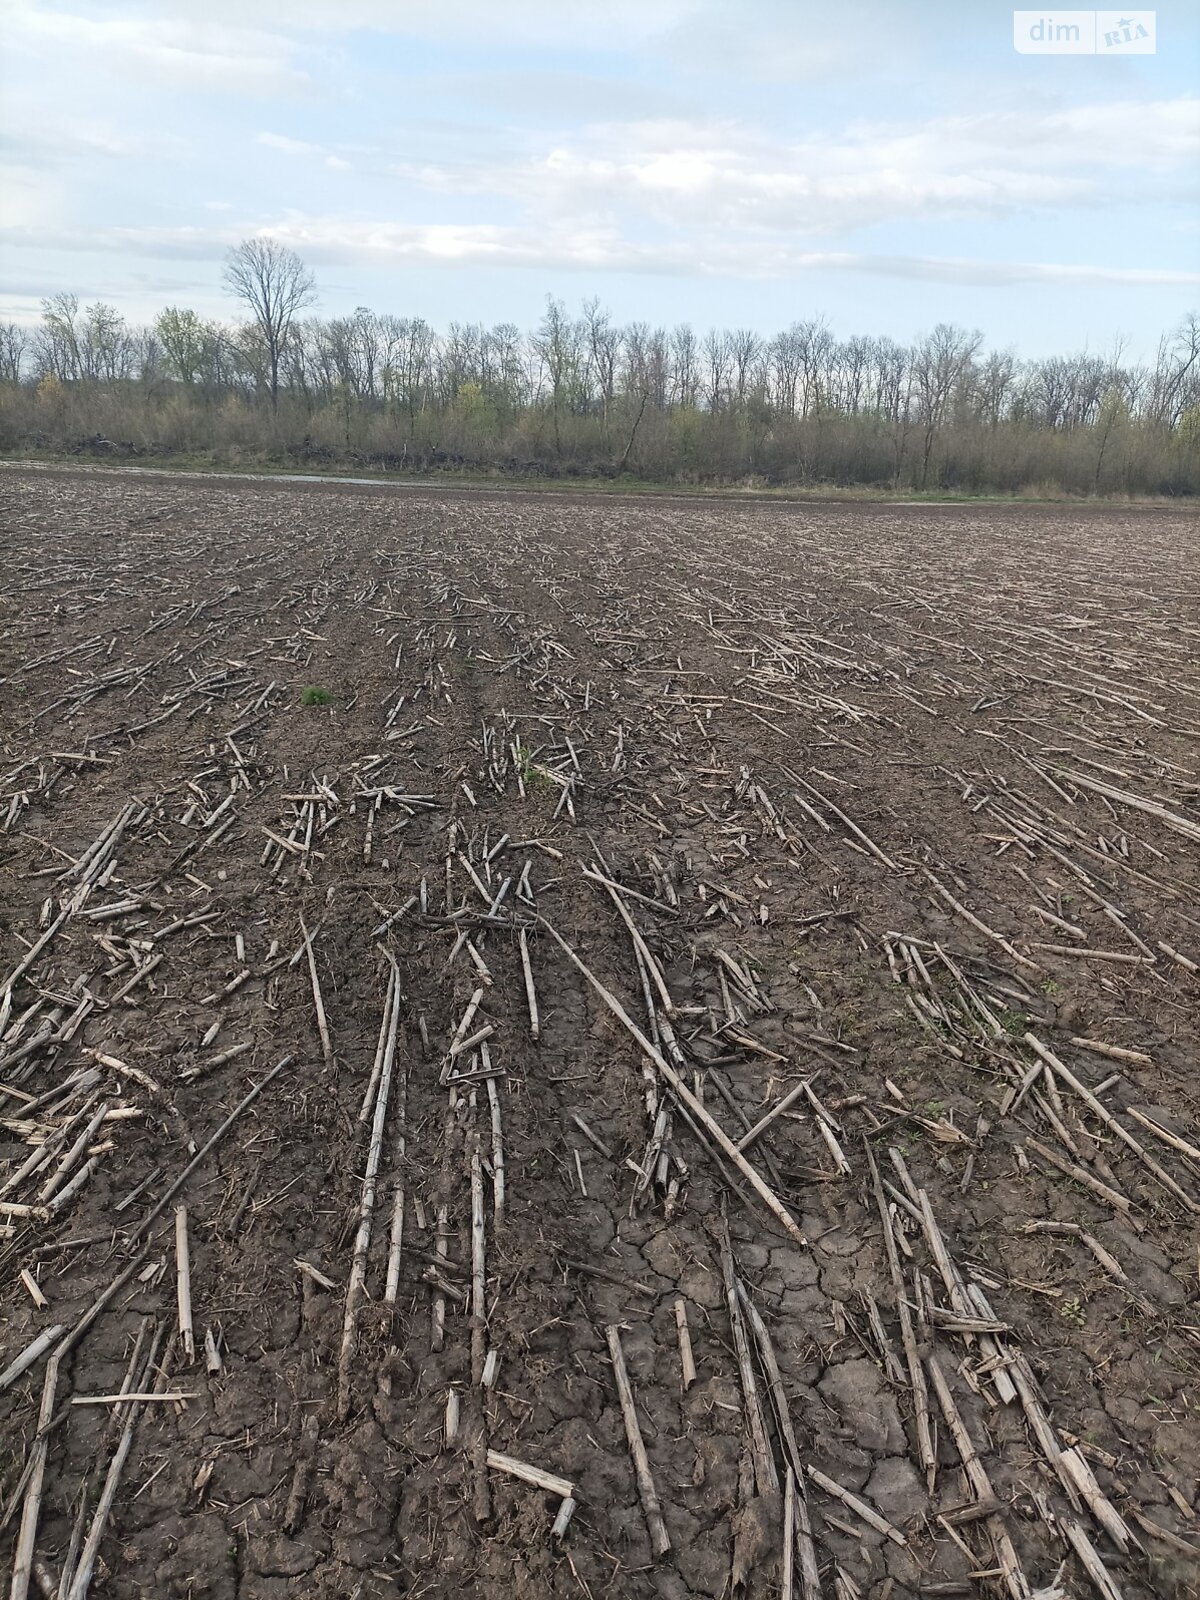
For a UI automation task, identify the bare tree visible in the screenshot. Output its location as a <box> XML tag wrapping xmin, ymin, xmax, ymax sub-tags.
<box><xmin>5</xmin><ymin>278</ymin><xmax>1196</xmax><ymax>495</ymax></box>
<box><xmin>533</xmin><ymin>297</ymin><xmax>584</xmax><ymax>457</ymax></box>
<box><xmin>1147</xmin><ymin>313</ymin><xmax>1200</xmax><ymax>428</ymax></box>
<box><xmin>975</xmin><ymin>349</ymin><xmax>1017</xmax><ymax>428</ymax></box>
<box><xmin>617</xmin><ymin>322</ymin><xmax>657</xmax><ymax>471</ymax></box>
<box><xmin>37</xmin><ymin>293</ymin><xmax>84</xmax><ymax>382</ymax></box>
<box><xmin>799</xmin><ymin>319</ymin><xmax>835</xmax><ymax>416</ymax></box>
<box><xmin>768</xmin><ymin>326</ymin><xmax>803</xmax><ymax>417</ymax></box>
<box><xmin>583</xmin><ymin>298</ymin><xmax>619</xmax><ymax>441</ymax></box>
<box><xmin>222</xmin><ymin>238</ymin><xmax>316</xmax><ymax>408</ymax></box>
<box><xmin>670</xmin><ymin>324</ymin><xmax>698</xmax><ymax>409</ymax></box>
<box><xmin>0</xmin><ymin>323</ymin><xmax>29</xmax><ymax>383</ymax></box>
<box><xmin>836</xmin><ymin>336</ymin><xmax>870</xmax><ymax>415</ymax></box>
<box><xmin>1092</xmin><ymin>383</ymin><xmax>1130</xmax><ymax>493</ymax></box>
<box><xmin>702</xmin><ymin>328</ymin><xmax>731</xmax><ymax>413</ymax></box>
<box><xmin>380</xmin><ymin>316</ymin><xmax>436</xmax><ymax>435</ymax></box>
<box><xmin>729</xmin><ymin>328</ymin><xmax>762</xmax><ymax>410</ymax></box>
<box><xmin>912</xmin><ymin>323</ymin><xmax>981</xmax><ymax>486</ymax></box>
<box><xmin>80</xmin><ymin>303</ymin><xmax>134</xmax><ymax>383</ymax></box>
<box><xmin>486</xmin><ymin>323</ymin><xmax>527</xmax><ymax>413</ymax></box>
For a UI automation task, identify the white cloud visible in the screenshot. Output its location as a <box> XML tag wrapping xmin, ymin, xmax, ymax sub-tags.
<box><xmin>257</xmin><ymin>131</ymin><xmax>353</xmax><ymax>170</ymax></box>
<box><xmin>4</xmin><ymin>5</ymin><xmax>309</xmax><ymax>95</ymax></box>
<box><xmin>133</xmin><ymin>0</ymin><xmax>949</xmax><ymax>76</ymax></box>
<box><xmin>0</xmin><ymin>113</ymin><xmax>187</xmax><ymax>170</ymax></box>
<box><xmin>0</xmin><ymin>163</ymin><xmax>60</xmax><ymax>230</ymax></box>
<box><xmin>152</xmin><ymin>0</ymin><xmax>694</xmax><ymax>48</ymax></box>
<box><xmin>0</xmin><ymin>3</ymin><xmax>1191</xmax><ymax>337</ymax></box>
<box><xmin>653</xmin><ymin>0</ymin><xmax>917</xmax><ymax>82</ymax></box>
<box><xmin>393</xmin><ymin>99</ymin><xmax>1200</xmax><ymax>236</ymax></box>
<box><xmin>4</xmin><ymin>215</ymin><xmax>1195</xmax><ymax>289</ymax></box>
<box><xmin>257</xmin><ymin>132</ymin><xmax>322</xmax><ymax>157</ymax></box>
<box><xmin>0</xmin><ymin>293</ymin><xmax>54</xmax><ymax>326</ymax></box>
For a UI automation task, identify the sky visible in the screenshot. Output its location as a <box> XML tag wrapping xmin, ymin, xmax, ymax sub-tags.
<box><xmin>0</xmin><ymin>0</ymin><xmax>1197</xmax><ymax>358</ymax></box>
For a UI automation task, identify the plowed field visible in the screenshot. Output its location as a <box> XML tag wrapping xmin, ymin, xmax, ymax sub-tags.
<box><xmin>3</xmin><ymin>467</ymin><xmax>1200</xmax><ymax>1600</ymax></box>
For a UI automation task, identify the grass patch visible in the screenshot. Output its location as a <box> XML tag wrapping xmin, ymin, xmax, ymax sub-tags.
<box><xmin>995</xmin><ymin>1004</ymin><xmax>1027</xmax><ymax>1037</ymax></box>
<box><xmin>514</xmin><ymin>741</ymin><xmax>557</xmax><ymax>791</ymax></box>
<box><xmin>5</xmin><ymin>451</ymin><xmax>1192</xmax><ymax>508</ymax></box>
<box><xmin>300</xmin><ymin>685</ymin><xmax>334</xmax><ymax>706</ymax></box>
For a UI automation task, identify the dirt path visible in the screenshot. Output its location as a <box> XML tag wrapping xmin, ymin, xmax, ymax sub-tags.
<box><xmin>2</xmin><ymin>469</ymin><xmax>1199</xmax><ymax>1599</ymax></box>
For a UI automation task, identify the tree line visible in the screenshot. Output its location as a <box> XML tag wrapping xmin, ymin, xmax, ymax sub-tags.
<box><xmin>1</xmin><ymin>238</ymin><xmax>1197</xmax><ymax>495</ymax></box>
